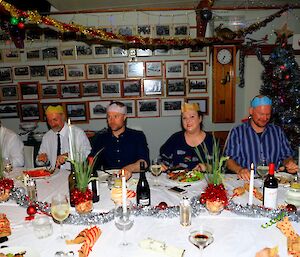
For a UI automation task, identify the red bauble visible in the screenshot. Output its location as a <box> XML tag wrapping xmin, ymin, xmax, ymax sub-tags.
<box><xmin>200</xmin><ymin>196</ymin><xmax>206</xmax><ymax>204</ymax></box>
<box><xmin>286</xmin><ymin>204</ymin><xmax>297</xmax><ymax>213</ymax></box>
<box><xmin>27</xmin><ymin>205</ymin><xmax>37</xmax><ymax>216</ymax></box>
<box><xmin>17</xmin><ymin>22</ymin><xmax>25</xmax><ymax>29</ymax></box>
<box><xmin>157</xmin><ymin>202</ymin><xmax>168</xmax><ymax>210</ymax></box>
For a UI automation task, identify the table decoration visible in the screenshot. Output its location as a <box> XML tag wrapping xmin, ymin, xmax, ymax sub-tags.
<box><xmin>0</xmin><ymin>213</ymin><xmax>11</xmax><ymax>238</ymax></box>
<box><xmin>0</xmin><ymin>178</ymin><xmax>14</xmax><ymax>202</ymax></box>
<box><xmin>195</xmin><ymin>137</ymin><xmax>229</xmax><ymax>215</ymax></box>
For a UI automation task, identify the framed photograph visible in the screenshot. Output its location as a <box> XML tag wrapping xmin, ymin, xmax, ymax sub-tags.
<box><xmin>40</xmin><ymin>102</ymin><xmax>61</xmax><ymax>121</ymax></box>
<box><xmin>173</xmin><ymin>24</ymin><xmax>189</xmax><ymax>37</ymax></box>
<box><xmin>165</xmin><ymin>61</ymin><xmax>184</xmax><ymax>78</ymax></box>
<box><xmin>106</xmin><ymin>63</ymin><xmax>125</xmax><ymax>79</ymax></box>
<box><xmin>89</xmin><ymin>100</ymin><xmax>111</xmax><ymax>119</ymax></box>
<box><xmin>0</xmin><ymin>67</ymin><xmax>12</xmax><ymax>83</ymax></box>
<box><xmin>19</xmin><ymin>102</ymin><xmax>40</xmax><ymax>121</ymax></box>
<box><xmin>60</xmin><ymin>82</ymin><xmax>81</xmax><ymax>98</ymax></box>
<box><xmin>187</xmin><ymin>97</ymin><xmax>209</xmax><ymax>115</ymax></box>
<box><xmin>136</xmin><ymin>49</ymin><xmax>152</xmax><ymax>57</ymax></box>
<box><xmin>42</xmin><ymin>47</ymin><xmax>59</xmax><ymax>60</ymax></box>
<box><xmin>100</xmin><ymin>27</ymin><xmax>113</xmax><ymax>33</ymax></box>
<box><xmin>143</xmin><ymin>79</ymin><xmax>163</xmax><ymax>96</ymax></box>
<box><xmin>122</xmin><ymin>80</ymin><xmax>141</xmax><ymax>97</ymax></box>
<box><xmin>154</xmin><ymin>49</ymin><xmax>171</xmax><ymax>56</ymax></box>
<box><xmin>44</xmin><ymin>28</ymin><xmax>59</xmax><ymax>40</ymax></box>
<box><xmin>188</xmin><ymin>78</ymin><xmax>207</xmax><ymax>94</ymax></box>
<box><xmin>145</xmin><ymin>61</ymin><xmax>162</xmax><ymax>77</ymax></box>
<box><xmin>155</xmin><ymin>25</ymin><xmax>170</xmax><ymax>37</ymax></box>
<box><xmin>86</xmin><ymin>63</ymin><xmax>105</xmax><ymax>79</ymax></box>
<box><xmin>26</xmin><ymin>49</ymin><xmax>42</xmax><ymax>61</ymax></box>
<box><xmin>111</xmin><ymin>47</ymin><xmax>128</xmax><ymax>57</ymax></box>
<box><xmin>137</xmin><ymin>25</ymin><xmax>152</xmax><ymax>36</ymax></box>
<box><xmin>46</xmin><ymin>65</ymin><xmax>65</xmax><ymax>81</ymax></box>
<box><xmin>19</xmin><ymin>82</ymin><xmax>39</xmax><ymax>100</ymax></box>
<box><xmin>166</xmin><ymin>78</ymin><xmax>186</xmax><ymax>96</ymax></box>
<box><xmin>0</xmin><ymin>103</ymin><xmax>18</xmax><ymax>118</ymax></box>
<box><xmin>172</xmin><ymin>48</ymin><xmax>189</xmax><ymax>56</ymax></box>
<box><xmin>127</xmin><ymin>62</ymin><xmax>144</xmax><ymax>78</ymax></box>
<box><xmin>60</xmin><ymin>45</ymin><xmax>76</xmax><ymax>60</ymax></box>
<box><xmin>161</xmin><ymin>98</ymin><xmax>184</xmax><ymax>116</ymax></box>
<box><xmin>187</xmin><ymin>60</ymin><xmax>206</xmax><ymax>76</ymax></box>
<box><xmin>137</xmin><ymin>99</ymin><xmax>160</xmax><ymax>117</ymax></box>
<box><xmin>66</xmin><ymin>64</ymin><xmax>86</xmax><ymax>80</ymax></box>
<box><xmin>119</xmin><ymin>99</ymin><xmax>136</xmax><ymax>118</ymax></box>
<box><xmin>100</xmin><ymin>80</ymin><xmax>121</xmax><ymax>98</ymax></box>
<box><xmin>0</xmin><ymin>85</ymin><xmax>18</xmax><ymax>101</ymax></box>
<box><xmin>26</xmin><ymin>27</ymin><xmax>43</xmax><ymax>41</ymax></box>
<box><xmin>76</xmin><ymin>45</ymin><xmax>93</xmax><ymax>59</ymax></box>
<box><xmin>39</xmin><ymin>83</ymin><xmax>59</xmax><ymax>99</ymax></box>
<box><xmin>116</xmin><ymin>26</ymin><xmax>134</xmax><ymax>36</ymax></box>
<box><xmin>3</xmin><ymin>50</ymin><xmax>20</xmax><ymax>62</ymax></box>
<box><xmin>13</xmin><ymin>66</ymin><xmax>30</xmax><ymax>80</ymax></box>
<box><xmin>81</xmin><ymin>81</ymin><xmax>99</xmax><ymax>97</ymax></box>
<box><xmin>65</xmin><ymin>102</ymin><xmax>88</xmax><ymax>122</ymax></box>
<box><xmin>93</xmin><ymin>45</ymin><xmax>110</xmax><ymax>58</ymax></box>
<box><xmin>189</xmin><ymin>47</ymin><xmax>208</xmax><ymax>57</ymax></box>
<box><xmin>30</xmin><ymin>65</ymin><xmax>46</xmax><ymax>80</ymax></box>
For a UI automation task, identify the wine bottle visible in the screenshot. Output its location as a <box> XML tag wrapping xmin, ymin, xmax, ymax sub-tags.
<box><xmin>68</xmin><ymin>164</ymin><xmax>76</xmax><ymax>207</ymax></box>
<box><xmin>88</xmin><ymin>169</ymin><xmax>100</xmax><ymax>203</ymax></box>
<box><xmin>136</xmin><ymin>162</ymin><xmax>151</xmax><ymax>206</ymax></box>
<box><xmin>263</xmin><ymin>163</ymin><xmax>278</xmax><ymax>209</ymax></box>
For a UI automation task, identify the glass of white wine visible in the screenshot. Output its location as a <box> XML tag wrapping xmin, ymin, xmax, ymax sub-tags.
<box><xmin>256</xmin><ymin>158</ymin><xmax>269</xmax><ymax>188</ymax></box>
<box><xmin>3</xmin><ymin>158</ymin><xmax>13</xmax><ymax>177</ymax></box>
<box><xmin>51</xmin><ymin>194</ymin><xmax>70</xmax><ymax>239</ymax></box>
<box><xmin>150</xmin><ymin>158</ymin><xmax>162</xmax><ymax>187</ymax></box>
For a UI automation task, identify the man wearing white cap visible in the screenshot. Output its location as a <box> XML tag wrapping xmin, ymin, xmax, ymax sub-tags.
<box><xmin>36</xmin><ymin>105</ymin><xmax>91</xmax><ymax>169</ymax></box>
<box><xmin>225</xmin><ymin>95</ymin><xmax>297</xmax><ymax>180</ymax></box>
<box><xmin>90</xmin><ymin>101</ymin><xmax>150</xmax><ymax>179</ymax></box>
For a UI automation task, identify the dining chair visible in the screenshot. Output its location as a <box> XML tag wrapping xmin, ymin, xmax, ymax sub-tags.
<box><xmin>24</xmin><ymin>145</ymin><xmax>34</xmax><ymax>169</ymax></box>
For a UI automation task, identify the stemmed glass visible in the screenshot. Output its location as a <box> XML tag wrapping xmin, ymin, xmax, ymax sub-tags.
<box><xmin>51</xmin><ymin>194</ymin><xmax>70</xmax><ymax>239</ymax></box>
<box><xmin>3</xmin><ymin>158</ymin><xmax>13</xmax><ymax>177</ymax></box>
<box><xmin>189</xmin><ymin>225</ymin><xmax>214</xmax><ymax>256</ymax></box>
<box><xmin>114</xmin><ymin>200</ymin><xmax>134</xmax><ymax>247</ymax></box>
<box><xmin>256</xmin><ymin>158</ymin><xmax>269</xmax><ymax>188</ymax></box>
<box><xmin>150</xmin><ymin>158</ymin><xmax>162</xmax><ymax>187</ymax></box>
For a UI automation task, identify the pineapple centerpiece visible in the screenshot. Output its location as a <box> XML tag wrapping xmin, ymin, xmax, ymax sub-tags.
<box><xmin>195</xmin><ymin>136</ymin><xmax>229</xmax><ymax>215</ymax></box>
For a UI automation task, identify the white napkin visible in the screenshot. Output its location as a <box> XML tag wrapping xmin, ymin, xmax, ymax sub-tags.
<box><xmin>139</xmin><ymin>238</ymin><xmax>185</xmax><ymax>257</ymax></box>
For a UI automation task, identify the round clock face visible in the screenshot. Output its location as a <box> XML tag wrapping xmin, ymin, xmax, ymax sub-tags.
<box><xmin>217</xmin><ymin>49</ymin><xmax>232</xmax><ymax>64</ymax></box>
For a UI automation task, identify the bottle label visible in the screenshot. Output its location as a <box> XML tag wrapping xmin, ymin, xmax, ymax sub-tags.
<box><xmin>263</xmin><ymin>187</ymin><xmax>278</xmax><ymax>209</ymax></box>
<box><xmin>139</xmin><ymin>198</ymin><xmax>150</xmax><ymax>206</ymax></box>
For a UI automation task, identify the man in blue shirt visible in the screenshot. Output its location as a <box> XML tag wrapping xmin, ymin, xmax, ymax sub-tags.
<box><xmin>90</xmin><ymin>101</ymin><xmax>150</xmax><ymax>179</ymax></box>
<box><xmin>225</xmin><ymin>95</ymin><xmax>297</xmax><ymax>180</ymax></box>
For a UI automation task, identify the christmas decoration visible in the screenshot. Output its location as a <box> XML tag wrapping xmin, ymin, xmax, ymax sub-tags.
<box><xmin>27</xmin><ymin>205</ymin><xmax>37</xmax><ymax>216</ymax></box>
<box><xmin>256</xmin><ymin>24</ymin><xmax>300</xmax><ymax>150</ymax></box>
<box><xmin>157</xmin><ymin>202</ymin><xmax>168</xmax><ymax>210</ymax></box>
<box><xmin>0</xmin><ymin>178</ymin><xmax>14</xmax><ymax>202</ymax></box>
<box><xmin>261</xmin><ymin>211</ymin><xmax>286</xmax><ymax>229</ymax></box>
<box><xmin>286</xmin><ymin>204</ymin><xmax>297</xmax><ymax>213</ymax></box>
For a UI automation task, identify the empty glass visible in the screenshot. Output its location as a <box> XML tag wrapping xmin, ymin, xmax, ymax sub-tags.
<box><xmin>189</xmin><ymin>225</ymin><xmax>214</xmax><ymax>256</ymax></box>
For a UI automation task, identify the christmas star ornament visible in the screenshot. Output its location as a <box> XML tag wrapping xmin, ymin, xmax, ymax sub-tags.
<box><xmin>275</xmin><ymin>23</ymin><xmax>293</xmax><ymax>39</ymax></box>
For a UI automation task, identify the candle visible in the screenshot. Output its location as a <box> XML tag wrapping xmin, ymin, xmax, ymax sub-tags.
<box><xmin>121</xmin><ymin>169</ymin><xmax>127</xmax><ymax>215</ymax></box>
<box><xmin>68</xmin><ymin>118</ymin><xmax>74</xmax><ymax>160</ymax></box>
<box><xmin>248</xmin><ymin>163</ymin><xmax>254</xmax><ymax>205</ymax></box>
<box><xmin>298</xmin><ymin>146</ymin><xmax>300</xmax><ymax>170</ymax></box>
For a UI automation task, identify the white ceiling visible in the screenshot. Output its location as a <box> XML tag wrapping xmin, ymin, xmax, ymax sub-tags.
<box><xmin>47</xmin><ymin>0</ymin><xmax>300</xmax><ymax>12</ymax></box>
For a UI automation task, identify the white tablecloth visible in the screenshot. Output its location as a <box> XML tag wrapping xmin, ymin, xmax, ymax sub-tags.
<box><xmin>1</xmin><ymin>169</ymin><xmax>298</xmax><ymax>257</ymax></box>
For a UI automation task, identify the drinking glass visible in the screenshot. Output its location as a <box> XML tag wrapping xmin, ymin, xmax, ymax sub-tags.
<box><xmin>3</xmin><ymin>158</ymin><xmax>13</xmax><ymax>176</ymax></box>
<box><xmin>256</xmin><ymin>158</ymin><xmax>269</xmax><ymax>187</ymax></box>
<box><xmin>114</xmin><ymin>200</ymin><xmax>134</xmax><ymax>247</ymax></box>
<box><xmin>189</xmin><ymin>225</ymin><xmax>214</xmax><ymax>256</ymax></box>
<box><xmin>150</xmin><ymin>158</ymin><xmax>162</xmax><ymax>187</ymax></box>
<box><xmin>51</xmin><ymin>194</ymin><xmax>70</xmax><ymax>239</ymax></box>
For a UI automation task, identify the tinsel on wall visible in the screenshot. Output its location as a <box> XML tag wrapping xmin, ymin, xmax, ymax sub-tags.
<box><xmin>256</xmin><ymin>24</ymin><xmax>300</xmax><ymax>152</ymax></box>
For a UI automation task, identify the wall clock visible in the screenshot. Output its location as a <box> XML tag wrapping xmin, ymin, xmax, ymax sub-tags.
<box><xmin>212</xmin><ymin>46</ymin><xmax>236</xmax><ymax>123</ymax></box>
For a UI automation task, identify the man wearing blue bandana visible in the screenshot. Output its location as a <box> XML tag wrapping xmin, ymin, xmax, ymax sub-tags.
<box><xmin>225</xmin><ymin>95</ymin><xmax>298</xmax><ymax>180</ymax></box>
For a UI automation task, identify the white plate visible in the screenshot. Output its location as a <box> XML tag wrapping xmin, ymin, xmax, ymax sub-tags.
<box><xmin>23</xmin><ymin>167</ymin><xmax>59</xmax><ymax>179</ymax></box>
<box><xmin>275</xmin><ymin>172</ymin><xmax>295</xmax><ymax>186</ymax></box>
<box><xmin>0</xmin><ymin>246</ymin><xmax>40</xmax><ymax>257</ymax></box>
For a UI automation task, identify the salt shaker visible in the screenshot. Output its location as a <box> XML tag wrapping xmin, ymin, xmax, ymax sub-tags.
<box><xmin>27</xmin><ymin>178</ymin><xmax>37</xmax><ymax>202</ymax></box>
<box><xmin>180</xmin><ymin>196</ymin><xmax>191</xmax><ymax>226</ymax></box>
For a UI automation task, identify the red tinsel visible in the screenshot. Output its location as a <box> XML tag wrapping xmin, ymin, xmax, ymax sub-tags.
<box><xmin>71</xmin><ymin>188</ymin><xmax>92</xmax><ymax>205</ymax></box>
<box><xmin>200</xmin><ymin>183</ymin><xmax>228</xmax><ymax>206</ymax></box>
<box><xmin>0</xmin><ymin>178</ymin><xmax>14</xmax><ymax>190</ymax></box>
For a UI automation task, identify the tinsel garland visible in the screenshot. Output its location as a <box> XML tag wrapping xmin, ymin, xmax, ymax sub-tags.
<box><xmin>9</xmin><ymin>187</ymin><xmax>300</xmax><ymax>225</ymax></box>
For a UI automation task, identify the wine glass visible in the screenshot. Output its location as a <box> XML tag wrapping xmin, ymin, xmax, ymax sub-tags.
<box><xmin>114</xmin><ymin>200</ymin><xmax>134</xmax><ymax>247</ymax></box>
<box><xmin>3</xmin><ymin>158</ymin><xmax>13</xmax><ymax>178</ymax></box>
<box><xmin>256</xmin><ymin>158</ymin><xmax>269</xmax><ymax>188</ymax></box>
<box><xmin>51</xmin><ymin>194</ymin><xmax>70</xmax><ymax>239</ymax></box>
<box><xmin>150</xmin><ymin>158</ymin><xmax>162</xmax><ymax>187</ymax></box>
<box><xmin>189</xmin><ymin>225</ymin><xmax>214</xmax><ymax>256</ymax></box>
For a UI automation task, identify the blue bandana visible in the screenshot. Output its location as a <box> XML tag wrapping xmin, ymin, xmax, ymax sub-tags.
<box><xmin>251</xmin><ymin>96</ymin><xmax>272</xmax><ymax>108</ymax></box>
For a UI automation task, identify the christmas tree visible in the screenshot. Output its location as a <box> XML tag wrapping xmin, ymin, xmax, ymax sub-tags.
<box><xmin>256</xmin><ymin>24</ymin><xmax>300</xmax><ymax>152</ymax></box>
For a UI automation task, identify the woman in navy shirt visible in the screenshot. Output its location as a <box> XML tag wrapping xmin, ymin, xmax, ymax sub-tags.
<box><xmin>160</xmin><ymin>102</ymin><xmax>213</xmax><ymax>171</ymax></box>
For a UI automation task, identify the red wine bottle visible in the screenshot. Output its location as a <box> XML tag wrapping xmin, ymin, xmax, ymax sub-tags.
<box><xmin>136</xmin><ymin>162</ymin><xmax>151</xmax><ymax>206</ymax></box>
<box><xmin>88</xmin><ymin>169</ymin><xmax>100</xmax><ymax>203</ymax></box>
<box><xmin>68</xmin><ymin>164</ymin><xmax>76</xmax><ymax>207</ymax></box>
<box><xmin>263</xmin><ymin>163</ymin><xmax>278</xmax><ymax>209</ymax></box>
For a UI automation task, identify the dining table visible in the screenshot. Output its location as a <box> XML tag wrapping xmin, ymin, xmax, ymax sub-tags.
<box><xmin>0</xmin><ymin>167</ymin><xmax>299</xmax><ymax>257</ymax></box>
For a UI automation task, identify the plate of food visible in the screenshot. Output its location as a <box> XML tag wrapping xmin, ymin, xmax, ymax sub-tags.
<box><xmin>0</xmin><ymin>246</ymin><xmax>40</xmax><ymax>257</ymax></box>
<box><xmin>167</xmin><ymin>169</ymin><xmax>205</xmax><ymax>183</ymax></box>
<box><xmin>23</xmin><ymin>167</ymin><xmax>58</xmax><ymax>179</ymax></box>
<box><xmin>275</xmin><ymin>172</ymin><xmax>295</xmax><ymax>187</ymax></box>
